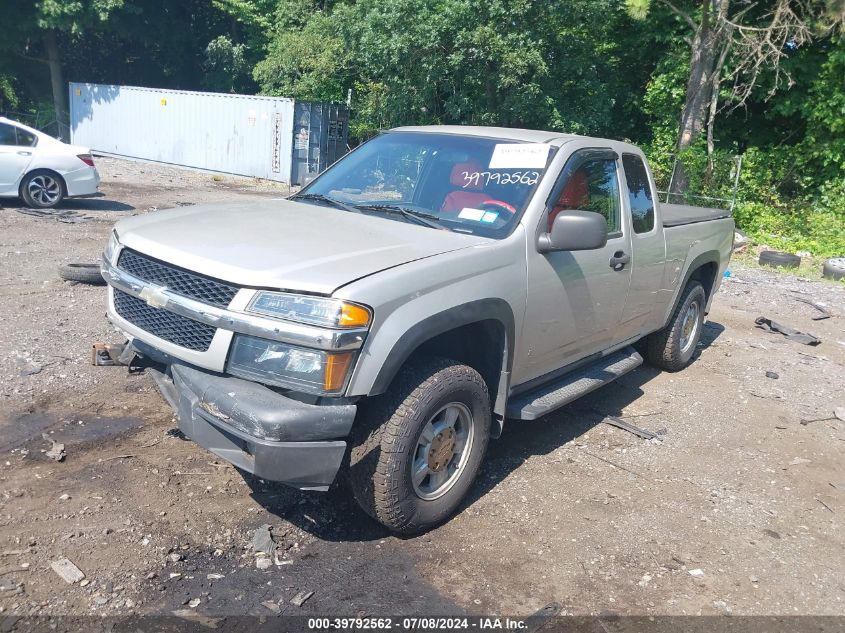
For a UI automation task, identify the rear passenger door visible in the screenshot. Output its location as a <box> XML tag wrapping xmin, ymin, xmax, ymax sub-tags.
<box><xmin>617</xmin><ymin>153</ymin><xmax>670</xmax><ymax>340</ymax></box>
<box><xmin>516</xmin><ymin>147</ymin><xmax>633</xmax><ymax>384</ymax></box>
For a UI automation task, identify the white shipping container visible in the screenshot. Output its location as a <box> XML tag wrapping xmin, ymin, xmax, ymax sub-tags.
<box><xmin>69</xmin><ymin>83</ymin><xmax>348</xmax><ymax>185</ymax></box>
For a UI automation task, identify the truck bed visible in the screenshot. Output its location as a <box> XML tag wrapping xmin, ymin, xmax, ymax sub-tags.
<box><xmin>661</xmin><ymin>203</ymin><xmax>732</xmax><ymax>228</ymax></box>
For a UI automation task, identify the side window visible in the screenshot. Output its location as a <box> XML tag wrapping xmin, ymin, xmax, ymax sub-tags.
<box><xmin>15</xmin><ymin>127</ymin><xmax>38</xmax><ymax>147</ymax></box>
<box><xmin>622</xmin><ymin>153</ymin><xmax>655</xmax><ymax>233</ymax></box>
<box><xmin>0</xmin><ymin>123</ymin><xmax>16</xmax><ymax>146</ymax></box>
<box><xmin>550</xmin><ymin>156</ymin><xmax>621</xmax><ymax>233</ymax></box>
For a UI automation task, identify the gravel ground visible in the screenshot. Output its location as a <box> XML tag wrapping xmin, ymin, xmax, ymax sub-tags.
<box><xmin>0</xmin><ymin>157</ymin><xmax>843</xmax><ymax>621</ymax></box>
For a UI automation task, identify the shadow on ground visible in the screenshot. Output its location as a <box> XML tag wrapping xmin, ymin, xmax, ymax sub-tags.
<box><xmin>60</xmin><ymin>196</ymin><xmax>136</xmax><ymax>212</ymax></box>
<box><xmin>0</xmin><ymin>194</ymin><xmax>135</xmax><ymax>213</ymax></box>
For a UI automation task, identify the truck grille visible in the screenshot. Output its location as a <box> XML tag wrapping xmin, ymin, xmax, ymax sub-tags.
<box><xmin>117</xmin><ymin>248</ymin><xmax>239</xmax><ymax>308</ymax></box>
<box><xmin>113</xmin><ymin>289</ymin><xmax>216</xmax><ymax>351</ymax></box>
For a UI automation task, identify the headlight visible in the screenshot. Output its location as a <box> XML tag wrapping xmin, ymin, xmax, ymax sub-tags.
<box><xmin>248</xmin><ymin>291</ymin><xmax>371</xmax><ymax>328</ymax></box>
<box><xmin>227</xmin><ymin>334</ymin><xmax>355</xmax><ymax>395</ymax></box>
<box><xmin>103</xmin><ymin>230</ymin><xmax>120</xmax><ymax>265</ymax></box>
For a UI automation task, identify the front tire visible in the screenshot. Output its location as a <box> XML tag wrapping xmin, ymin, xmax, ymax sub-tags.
<box><xmin>645</xmin><ymin>281</ymin><xmax>706</xmax><ymax>371</ymax></box>
<box><xmin>21</xmin><ymin>170</ymin><xmax>65</xmax><ymax>209</ymax></box>
<box><xmin>348</xmin><ymin>357</ymin><xmax>491</xmax><ymax>534</ymax></box>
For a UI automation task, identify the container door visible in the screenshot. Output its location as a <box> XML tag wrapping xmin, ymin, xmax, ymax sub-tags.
<box><xmin>271</xmin><ymin>111</ymin><xmax>284</xmax><ymax>178</ymax></box>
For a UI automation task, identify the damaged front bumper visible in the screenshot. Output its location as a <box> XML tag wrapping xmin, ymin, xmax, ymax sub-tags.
<box><xmin>149</xmin><ymin>359</ymin><xmax>356</xmax><ymax>491</ymax></box>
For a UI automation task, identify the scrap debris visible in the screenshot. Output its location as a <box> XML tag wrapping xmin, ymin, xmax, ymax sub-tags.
<box><xmin>50</xmin><ymin>558</ymin><xmax>85</xmax><ymax>584</ymax></box>
<box><xmin>16</xmin><ymin>207</ymin><xmax>89</xmax><ymax>223</ymax></box>
<box><xmin>42</xmin><ymin>434</ymin><xmax>66</xmax><ymax>462</ymax></box>
<box><xmin>600</xmin><ymin>414</ymin><xmax>661</xmax><ymax>441</ymax></box>
<box><xmin>523</xmin><ymin>602</ymin><xmax>563</xmax><ymax>633</ymax></box>
<box><xmin>754</xmin><ymin>317</ymin><xmax>821</xmax><ymax>346</ymax></box>
<box><xmin>290</xmin><ymin>590</ymin><xmax>314</xmax><ymax>607</ymax></box>
<box><xmin>792</xmin><ymin>296</ymin><xmax>832</xmax><ymax>320</ymax></box>
<box><xmin>252</xmin><ymin>524</ymin><xmax>275</xmax><ymax>556</ymax></box>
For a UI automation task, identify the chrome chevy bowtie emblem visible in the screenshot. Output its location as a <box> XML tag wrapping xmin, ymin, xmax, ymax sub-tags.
<box><xmin>139</xmin><ymin>285</ymin><xmax>169</xmax><ymax>309</ymax></box>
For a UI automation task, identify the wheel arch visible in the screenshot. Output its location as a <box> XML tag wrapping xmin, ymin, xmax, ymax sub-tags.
<box><xmin>367</xmin><ymin>299</ymin><xmax>515</xmax><ymax>437</ymax></box>
<box><xmin>663</xmin><ymin>251</ymin><xmax>720</xmax><ymax>328</ymax></box>
<box><xmin>19</xmin><ymin>168</ymin><xmax>68</xmax><ymax>198</ymax></box>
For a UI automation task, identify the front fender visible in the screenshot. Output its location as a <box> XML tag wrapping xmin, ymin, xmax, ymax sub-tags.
<box><xmin>369</xmin><ymin>298</ymin><xmax>515</xmax><ymax>396</ymax></box>
<box><xmin>337</xmin><ymin>230</ymin><xmax>527</xmax><ymax>414</ymax></box>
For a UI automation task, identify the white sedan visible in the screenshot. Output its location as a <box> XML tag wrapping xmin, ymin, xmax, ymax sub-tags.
<box><xmin>0</xmin><ymin>117</ymin><xmax>100</xmax><ymax>208</ymax></box>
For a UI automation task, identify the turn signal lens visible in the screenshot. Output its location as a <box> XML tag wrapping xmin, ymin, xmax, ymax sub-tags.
<box><xmin>340</xmin><ymin>302</ymin><xmax>371</xmax><ymax>327</ymax></box>
<box><xmin>324</xmin><ymin>351</ymin><xmax>354</xmax><ymax>392</ymax></box>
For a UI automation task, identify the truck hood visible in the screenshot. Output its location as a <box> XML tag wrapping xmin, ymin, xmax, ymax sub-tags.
<box><xmin>115</xmin><ymin>198</ymin><xmax>489</xmax><ymax>295</ymax></box>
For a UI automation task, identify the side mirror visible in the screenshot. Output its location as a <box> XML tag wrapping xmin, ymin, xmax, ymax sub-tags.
<box><xmin>537</xmin><ymin>210</ymin><xmax>608</xmax><ymax>253</ymax></box>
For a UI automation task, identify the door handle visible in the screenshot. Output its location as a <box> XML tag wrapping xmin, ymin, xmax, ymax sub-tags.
<box><xmin>609</xmin><ymin>251</ymin><xmax>630</xmax><ymax>271</ymax></box>
<box><xmin>17</xmin><ymin>151</ymin><xmax>32</xmax><ymax>156</ymax></box>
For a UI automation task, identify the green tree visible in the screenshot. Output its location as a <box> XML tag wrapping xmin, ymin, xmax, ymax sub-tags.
<box><xmin>2</xmin><ymin>0</ymin><xmax>125</xmax><ymax>137</ymax></box>
<box><xmin>626</xmin><ymin>0</ymin><xmax>841</xmax><ymax>192</ymax></box>
<box><xmin>254</xmin><ymin>0</ymin><xmax>661</xmax><ymax>140</ymax></box>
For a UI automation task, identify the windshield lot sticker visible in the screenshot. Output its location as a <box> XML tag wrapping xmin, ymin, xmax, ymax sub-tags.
<box><xmin>461</xmin><ymin>170</ymin><xmax>540</xmax><ymax>188</ymax></box>
<box><xmin>481</xmin><ymin>211</ymin><xmax>499</xmax><ymax>223</ymax></box>
<box><xmin>489</xmin><ymin>143</ymin><xmax>550</xmax><ymax>169</ymax></box>
<box><xmin>458</xmin><ymin>208</ymin><xmax>486</xmax><ymax>221</ymax></box>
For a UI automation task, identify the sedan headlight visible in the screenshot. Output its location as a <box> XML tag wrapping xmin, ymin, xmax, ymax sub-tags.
<box><xmin>227</xmin><ymin>335</ymin><xmax>355</xmax><ymax>395</ymax></box>
<box><xmin>103</xmin><ymin>229</ymin><xmax>120</xmax><ymax>265</ymax></box>
<box><xmin>248</xmin><ymin>291</ymin><xmax>371</xmax><ymax>328</ymax></box>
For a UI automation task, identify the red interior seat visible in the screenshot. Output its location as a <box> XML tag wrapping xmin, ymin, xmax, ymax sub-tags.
<box><xmin>548</xmin><ymin>169</ymin><xmax>589</xmax><ymax>229</ymax></box>
<box><xmin>441</xmin><ymin>161</ymin><xmax>490</xmax><ymax>213</ymax></box>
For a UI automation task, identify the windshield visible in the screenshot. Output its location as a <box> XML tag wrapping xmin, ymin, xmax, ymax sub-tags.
<box><xmin>296</xmin><ymin>131</ymin><xmax>556</xmax><ymax>237</ymax></box>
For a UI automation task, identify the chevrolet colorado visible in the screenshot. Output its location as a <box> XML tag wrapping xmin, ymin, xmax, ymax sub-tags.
<box><xmin>100</xmin><ymin>126</ymin><xmax>733</xmax><ymax>534</ymax></box>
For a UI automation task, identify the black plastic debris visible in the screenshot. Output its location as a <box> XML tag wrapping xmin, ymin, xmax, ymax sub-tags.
<box><xmin>754</xmin><ymin>317</ymin><xmax>821</xmax><ymax>346</ymax></box>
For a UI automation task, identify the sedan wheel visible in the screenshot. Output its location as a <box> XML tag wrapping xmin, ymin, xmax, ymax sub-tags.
<box><xmin>21</xmin><ymin>172</ymin><xmax>64</xmax><ymax>209</ymax></box>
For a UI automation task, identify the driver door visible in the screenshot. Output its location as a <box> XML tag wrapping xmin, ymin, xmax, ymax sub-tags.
<box><xmin>515</xmin><ymin>148</ymin><xmax>633</xmax><ymax>385</ymax></box>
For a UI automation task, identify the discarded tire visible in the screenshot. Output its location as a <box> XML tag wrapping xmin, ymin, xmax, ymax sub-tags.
<box><xmin>58</xmin><ymin>263</ymin><xmax>106</xmax><ymax>285</ymax></box>
<box><xmin>822</xmin><ymin>257</ymin><xmax>845</xmax><ymax>281</ymax></box>
<box><xmin>758</xmin><ymin>250</ymin><xmax>800</xmax><ymax>269</ymax></box>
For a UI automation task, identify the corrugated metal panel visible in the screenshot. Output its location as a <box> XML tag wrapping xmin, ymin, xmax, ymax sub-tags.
<box><xmin>291</xmin><ymin>101</ymin><xmax>349</xmax><ymax>185</ymax></box>
<box><xmin>69</xmin><ymin>83</ymin><xmax>347</xmax><ymax>184</ymax></box>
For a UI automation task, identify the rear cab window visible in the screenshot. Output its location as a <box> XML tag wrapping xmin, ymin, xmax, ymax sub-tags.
<box><xmin>621</xmin><ymin>153</ymin><xmax>655</xmax><ymax>233</ymax></box>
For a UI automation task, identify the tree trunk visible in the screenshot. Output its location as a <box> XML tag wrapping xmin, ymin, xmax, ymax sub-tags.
<box><xmin>43</xmin><ymin>29</ymin><xmax>68</xmax><ymax>140</ymax></box>
<box><xmin>670</xmin><ymin>4</ymin><xmax>720</xmax><ymax>194</ymax></box>
<box><xmin>485</xmin><ymin>61</ymin><xmax>500</xmax><ymax>125</ymax></box>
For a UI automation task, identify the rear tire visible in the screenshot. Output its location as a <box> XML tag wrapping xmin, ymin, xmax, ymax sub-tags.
<box><xmin>822</xmin><ymin>257</ymin><xmax>845</xmax><ymax>281</ymax></box>
<box><xmin>58</xmin><ymin>262</ymin><xmax>106</xmax><ymax>285</ymax></box>
<box><xmin>758</xmin><ymin>250</ymin><xmax>800</xmax><ymax>269</ymax></box>
<box><xmin>645</xmin><ymin>281</ymin><xmax>706</xmax><ymax>372</ymax></box>
<box><xmin>20</xmin><ymin>170</ymin><xmax>65</xmax><ymax>209</ymax></box>
<box><xmin>348</xmin><ymin>357</ymin><xmax>491</xmax><ymax>534</ymax></box>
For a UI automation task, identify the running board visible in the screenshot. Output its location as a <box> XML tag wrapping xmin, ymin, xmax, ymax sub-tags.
<box><xmin>506</xmin><ymin>347</ymin><xmax>643</xmax><ymax>420</ymax></box>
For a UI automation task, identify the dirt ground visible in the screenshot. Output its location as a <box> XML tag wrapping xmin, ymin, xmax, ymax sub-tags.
<box><xmin>0</xmin><ymin>157</ymin><xmax>843</xmax><ymax>622</ymax></box>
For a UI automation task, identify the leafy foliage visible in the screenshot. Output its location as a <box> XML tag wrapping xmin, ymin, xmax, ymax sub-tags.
<box><xmin>0</xmin><ymin>0</ymin><xmax>842</xmax><ymax>256</ymax></box>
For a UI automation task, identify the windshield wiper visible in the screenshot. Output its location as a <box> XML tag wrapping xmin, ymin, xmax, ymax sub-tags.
<box><xmin>290</xmin><ymin>193</ymin><xmax>361</xmax><ymax>214</ymax></box>
<box><xmin>354</xmin><ymin>203</ymin><xmax>446</xmax><ymax>230</ymax></box>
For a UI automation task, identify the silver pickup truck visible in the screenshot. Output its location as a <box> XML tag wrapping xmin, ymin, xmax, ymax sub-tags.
<box><xmin>100</xmin><ymin>126</ymin><xmax>733</xmax><ymax>533</ymax></box>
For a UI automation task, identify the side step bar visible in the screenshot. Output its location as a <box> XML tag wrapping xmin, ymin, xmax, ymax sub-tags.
<box><xmin>506</xmin><ymin>346</ymin><xmax>643</xmax><ymax>420</ymax></box>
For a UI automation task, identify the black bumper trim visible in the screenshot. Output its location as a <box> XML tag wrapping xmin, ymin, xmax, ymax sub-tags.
<box><xmin>150</xmin><ymin>364</ymin><xmax>355</xmax><ymax>491</ymax></box>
